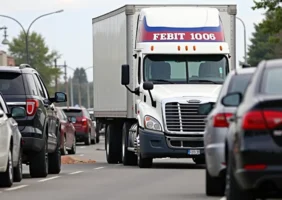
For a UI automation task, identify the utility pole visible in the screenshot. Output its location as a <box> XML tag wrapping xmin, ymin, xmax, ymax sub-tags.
<box><xmin>87</xmin><ymin>83</ymin><xmax>90</xmax><ymax>108</ymax></box>
<box><xmin>69</xmin><ymin>77</ymin><xmax>74</xmax><ymax>106</ymax></box>
<box><xmin>64</xmin><ymin>61</ymin><xmax>69</xmax><ymax>107</ymax></box>
<box><xmin>54</xmin><ymin>59</ymin><xmax>58</xmax><ymax>91</ymax></box>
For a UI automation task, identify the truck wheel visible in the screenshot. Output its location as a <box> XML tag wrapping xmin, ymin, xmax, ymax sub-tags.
<box><xmin>137</xmin><ymin>152</ymin><xmax>153</xmax><ymax>168</ymax></box>
<box><xmin>13</xmin><ymin>148</ymin><xmax>23</xmax><ymax>182</ymax></box>
<box><xmin>29</xmin><ymin>141</ymin><xmax>48</xmax><ymax>178</ymax></box>
<box><xmin>105</xmin><ymin>123</ymin><xmax>122</xmax><ymax>164</ymax></box>
<box><xmin>206</xmin><ymin>168</ymin><xmax>225</xmax><ymax>196</ymax></box>
<box><xmin>0</xmin><ymin>148</ymin><xmax>13</xmax><ymax>187</ymax></box>
<box><xmin>122</xmin><ymin>122</ymin><xmax>137</xmax><ymax>166</ymax></box>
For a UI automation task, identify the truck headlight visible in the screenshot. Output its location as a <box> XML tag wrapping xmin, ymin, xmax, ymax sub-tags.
<box><xmin>144</xmin><ymin>115</ymin><xmax>162</xmax><ymax>131</ymax></box>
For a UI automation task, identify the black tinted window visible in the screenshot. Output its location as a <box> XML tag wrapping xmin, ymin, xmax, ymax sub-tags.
<box><xmin>63</xmin><ymin>109</ymin><xmax>83</xmax><ymax>117</ymax></box>
<box><xmin>25</xmin><ymin>74</ymin><xmax>38</xmax><ymax>95</ymax></box>
<box><xmin>0</xmin><ymin>73</ymin><xmax>25</xmax><ymax>94</ymax></box>
<box><xmin>227</xmin><ymin>73</ymin><xmax>252</xmax><ymax>94</ymax></box>
<box><xmin>261</xmin><ymin>67</ymin><xmax>282</xmax><ymax>94</ymax></box>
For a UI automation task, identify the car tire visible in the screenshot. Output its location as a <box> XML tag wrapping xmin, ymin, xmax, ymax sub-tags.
<box><xmin>0</xmin><ymin>148</ymin><xmax>13</xmax><ymax>187</ymax></box>
<box><xmin>122</xmin><ymin>122</ymin><xmax>137</xmax><ymax>166</ymax></box>
<box><xmin>105</xmin><ymin>123</ymin><xmax>122</xmax><ymax>164</ymax></box>
<box><xmin>205</xmin><ymin>168</ymin><xmax>225</xmax><ymax>196</ymax></box>
<box><xmin>61</xmin><ymin>135</ymin><xmax>67</xmax><ymax>155</ymax></box>
<box><xmin>85</xmin><ymin>132</ymin><xmax>91</xmax><ymax>146</ymax></box>
<box><xmin>29</xmin><ymin>140</ymin><xmax>48</xmax><ymax>178</ymax></box>
<box><xmin>225</xmin><ymin>154</ymin><xmax>255</xmax><ymax>200</ymax></box>
<box><xmin>13</xmin><ymin>148</ymin><xmax>23</xmax><ymax>182</ymax></box>
<box><xmin>48</xmin><ymin>126</ymin><xmax>62</xmax><ymax>174</ymax></box>
<box><xmin>68</xmin><ymin>135</ymin><xmax>76</xmax><ymax>155</ymax></box>
<box><xmin>96</xmin><ymin>132</ymin><xmax>100</xmax><ymax>144</ymax></box>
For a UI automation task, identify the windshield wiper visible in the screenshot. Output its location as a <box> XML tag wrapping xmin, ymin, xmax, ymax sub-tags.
<box><xmin>188</xmin><ymin>79</ymin><xmax>219</xmax><ymax>84</ymax></box>
<box><xmin>150</xmin><ymin>79</ymin><xmax>174</xmax><ymax>84</ymax></box>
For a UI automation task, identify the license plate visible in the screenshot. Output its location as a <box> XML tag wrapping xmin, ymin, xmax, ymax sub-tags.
<box><xmin>187</xmin><ymin>150</ymin><xmax>200</xmax><ymax>155</ymax></box>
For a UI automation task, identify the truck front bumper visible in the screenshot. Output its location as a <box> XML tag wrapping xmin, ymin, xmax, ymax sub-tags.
<box><xmin>139</xmin><ymin>128</ymin><xmax>204</xmax><ymax>159</ymax></box>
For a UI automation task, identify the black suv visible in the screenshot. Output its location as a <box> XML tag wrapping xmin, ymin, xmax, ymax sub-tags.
<box><xmin>0</xmin><ymin>64</ymin><xmax>67</xmax><ymax>178</ymax></box>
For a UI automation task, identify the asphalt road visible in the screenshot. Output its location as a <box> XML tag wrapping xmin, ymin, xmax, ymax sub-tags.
<box><xmin>0</xmin><ymin>137</ymin><xmax>224</xmax><ymax>200</ymax></box>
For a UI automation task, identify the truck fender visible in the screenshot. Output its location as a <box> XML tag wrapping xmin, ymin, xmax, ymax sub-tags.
<box><xmin>136</xmin><ymin>115</ymin><xmax>142</xmax><ymax>128</ymax></box>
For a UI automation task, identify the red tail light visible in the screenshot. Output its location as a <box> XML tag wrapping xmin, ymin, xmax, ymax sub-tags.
<box><xmin>26</xmin><ymin>99</ymin><xmax>39</xmax><ymax>116</ymax></box>
<box><xmin>244</xmin><ymin>164</ymin><xmax>266</xmax><ymax>170</ymax></box>
<box><xmin>213</xmin><ymin>113</ymin><xmax>233</xmax><ymax>127</ymax></box>
<box><xmin>82</xmin><ymin>118</ymin><xmax>87</xmax><ymax>126</ymax></box>
<box><xmin>242</xmin><ymin>110</ymin><xmax>282</xmax><ymax>130</ymax></box>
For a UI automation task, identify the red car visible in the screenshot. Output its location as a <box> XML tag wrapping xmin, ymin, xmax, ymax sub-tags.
<box><xmin>61</xmin><ymin>106</ymin><xmax>96</xmax><ymax>145</ymax></box>
<box><xmin>56</xmin><ymin>107</ymin><xmax>76</xmax><ymax>155</ymax></box>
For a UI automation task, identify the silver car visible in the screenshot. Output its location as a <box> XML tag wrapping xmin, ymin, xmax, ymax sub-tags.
<box><xmin>0</xmin><ymin>94</ymin><xmax>24</xmax><ymax>187</ymax></box>
<box><xmin>204</xmin><ymin>67</ymin><xmax>256</xmax><ymax>196</ymax></box>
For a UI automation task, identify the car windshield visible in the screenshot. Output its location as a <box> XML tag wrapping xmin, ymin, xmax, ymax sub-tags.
<box><xmin>62</xmin><ymin>109</ymin><xmax>83</xmax><ymax>117</ymax></box>
<box><xmin>143</xmin><ymin>54</ymin><xmax>229</xmax><ymax>84</ymax></box>
<box><xmin>227</xmin><ymin>73</ymin><xmax>253</xmax><ymax>93</ymax></box>
<box><xmin>0</xmin><ymin>73</ymin><xmax>25</xmax><ymax>95</ymax></box>
<box><xmin>260</xmin><ymin>67</ymin><xmax>282</xmax><ymax>95</ymax></box>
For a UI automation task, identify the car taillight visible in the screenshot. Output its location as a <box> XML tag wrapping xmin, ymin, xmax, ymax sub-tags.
<box><xmin>26</xmin><ymin>99</ymin><xmax>39</xmax><ymax>116</ymax></box>
<box><xmin>242</xmin><ymin>110</ymin><xmax>282</xmax><ymax>130</ymax></box>
<box><xmin>213</xmin><ymin>113</ymin><xmax>233</xmax><ymax>127</ymax></box>
<box><xmin>82</xmin><ymin>118</ymin><xmax>87</xmax><ymax>126</ymax></box>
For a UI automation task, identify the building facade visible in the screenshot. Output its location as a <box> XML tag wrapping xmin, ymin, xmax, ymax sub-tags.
<box><xmin>0</xmin><ymin>50</ymin><xmax>15</xmax><ymax>66</ymax></box>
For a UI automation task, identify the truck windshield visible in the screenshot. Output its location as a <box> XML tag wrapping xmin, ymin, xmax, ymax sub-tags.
<box><xmin>143</xmin><ymin>54</ymin><xmax>229</xmax><ymax>84</ymax></box>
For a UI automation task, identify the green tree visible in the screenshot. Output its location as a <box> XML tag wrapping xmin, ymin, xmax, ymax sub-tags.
<box><xmin>8</xmin><ymin>31</ymin><xmax>61</xmax><ymax>94</ymax></box>
<box><xmin>253</xmin><ymin>1</ymin><xmax>282</xmax><ymax>36</ymax></box>
<box><xmin>72</xmin><ymin>68</ymin><xmax>88</xmax><ymax>106</ymax></box>
<box><xmin>248</xmin><ymin>22</ymin><xmax>276</xmax><ymax>65</ymax></box>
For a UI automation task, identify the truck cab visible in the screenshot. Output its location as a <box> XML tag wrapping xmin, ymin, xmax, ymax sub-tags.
<box><xmin>121</xmin><ymin>7</ymin><xmax>230</xmax><ymax>167</ymax></box>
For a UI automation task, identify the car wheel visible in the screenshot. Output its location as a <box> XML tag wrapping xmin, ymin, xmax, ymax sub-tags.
<box><xmin>29</xmin><ymin>140</ymin><xmax>48</xmax><ymax>178</ymax></box>
<box><xmin>85</xmin><ymin>132</ymin><xmax>91</xmax><ymax>146</ymax></box>
<box><xmin>205</xmin><ymin>168</ymin><xmax>225</xmax><ymax>196</ymax></box>
<box><xmin>0</xmin><ymin>148</ymin><xmax>13</xmax><ymax>187</ymax></box>
<box><xmin>13</xmin><ymin>148</ymin><xmax>23</xmax><ymax>182</ymax></box>
<box><xmin>68</xmin><ymin>135</ymin><xmax>76</xmax><ymax>155</ymax></box>
<box><xmin>61</xmin><ymin>135</ymin><xmax>67</xmax><ymax>155</ymax></box>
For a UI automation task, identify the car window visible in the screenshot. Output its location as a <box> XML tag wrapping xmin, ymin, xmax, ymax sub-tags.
<box><xmin>33</xmin><ymin>74</ymin><xmax>45</xmax><ymax>97</ymax></box>
<box><xmin>25</xmin><ymin>74</ymin><xmax>39</xmax><ymax>95</ymax></box>
<box><xmin>0</xmin><ymin>73</ymin><xmax>25</xmax><ymax>95</ymax></box>
<box><xmin>227</xmin><ymin>73</ymin><xmax>253</xmax><ymax>94</ymax></box>
<box><xmin>260</xmin><ymin>67</ymin><xmax>282</xmax><ymax>94</ymax></box>
<box><xmin>63</xmin><ymin>109</ymin><xmax>83</xmax><ymax>117</ymax></box>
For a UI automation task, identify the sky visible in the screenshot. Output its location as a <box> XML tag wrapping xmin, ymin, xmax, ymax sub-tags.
<box><xmin>0</xmin><ymin>0</ymin><xmax>265</xmax><ymax>82</ymax></box>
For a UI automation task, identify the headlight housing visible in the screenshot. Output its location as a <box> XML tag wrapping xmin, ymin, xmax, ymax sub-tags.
<box><xmin>144</xmin><ymin>115</ymin><xmax>162</xmax><ymax>131</ymax></box>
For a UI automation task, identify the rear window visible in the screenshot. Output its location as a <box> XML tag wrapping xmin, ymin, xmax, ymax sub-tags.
<box><xmin>0</xmin><ymin>73</ymin><xmax>25</xmax><ymax>95</ymax></box>
<box><xmin>227</xmin><ymin>73</ymin><xmax>252</xmax><ymax>94</ymax></box>
<box><xmin>62</xmin><ymin>109</ymin><xmax>83</xmax><ymax>117</ymax></box>
<box><xmin>261</xmin><ymin>67</ymin><xmax>282</xmax><ymax>94</ymax></box>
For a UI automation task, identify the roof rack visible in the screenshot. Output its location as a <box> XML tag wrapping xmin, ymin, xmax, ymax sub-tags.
<box><xmin>19</xmin><ymin>63</ymin><xmax>32</xmax><ymax>69</ymax></box>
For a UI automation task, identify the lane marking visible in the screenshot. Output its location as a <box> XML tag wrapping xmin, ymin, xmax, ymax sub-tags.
<box><xmin>5</xmin><ymin>185</ymin><xmax>28</xmax><ymax>191</ymax></box>
<box><xmin>80</xmin><ymin>147</ymin><xmax>85</xmax><ymax>149</ymax></box>
<box><xmin>79</xmin><ymin>154</ymin><xmax>84</xmax><ymax>156</ymax></box>
<box><xmin>94</xmin><ymin>167</ymin><xmax>104</xmax><ymax>170</ymax></box>
<box><xmin>69</xmin><ymin>171</ymin><xmax>83</xmax><ymax>175</ymax></box>
<box><xmin>38</xmin><ymin>176</ymin><xmax>60</xmax><ymax>182</ymax></box>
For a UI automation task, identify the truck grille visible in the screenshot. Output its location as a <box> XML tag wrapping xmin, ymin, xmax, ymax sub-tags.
<box><xmin>165</xmin><ymin>102</ymin><xmax>206</xmax><ymax>133</ymax></box>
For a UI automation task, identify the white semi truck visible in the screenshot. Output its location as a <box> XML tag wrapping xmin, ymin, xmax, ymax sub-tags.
<box><xmin>92</xmin><ymin>4</ymin><xmax>237</xmax><ymax>168</ymax></box>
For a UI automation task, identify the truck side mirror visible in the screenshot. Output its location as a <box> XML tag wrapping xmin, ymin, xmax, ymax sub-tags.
<box><xmin>143</xmin><ymin>82</ymin><xmax>154</xmax><ymax>90</ymax></box>
<box><xmin>121</xmin><ymin>64</ymin><xmax>130</xmax><ymax>85</ymax></box>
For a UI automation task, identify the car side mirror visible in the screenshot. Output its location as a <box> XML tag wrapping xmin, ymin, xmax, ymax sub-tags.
<box><xmin>143</xmin><ymin>82</ymin><xmax>154</xmax><ymax>90</ymax></box>
<box><xmin>11</xmin><ymin>107</ymin><xmax>26</xmax><ymax>119</ymax></box>
<box><xmin>54</xmin><ymin>92</ymin><xmax>67</xmax><ymax>103</ymax></box>
<box><xmin>121</xmin><ymin>64</ymin><xmax>130</xmax><ymax>85</ymax></box>
<box><xmin>221</xmin><ymin>92</ymin><xmax>242</xmax><ymax>107</ymax></box>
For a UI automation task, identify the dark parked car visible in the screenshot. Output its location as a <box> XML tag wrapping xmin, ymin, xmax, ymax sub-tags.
<box><xmin>223</xmin><ymin>59</ymin><xmax>282</xmax><ymax>199</ymax></box>
<box><xmin>55</xmin><ymin>107</ymin><xmax>76</xmax><ymax>155</ymax></box>
<box><xmin>0</xmin><ymin>64</ymin><xmax>67</xmax><ymax>178</ymax></box>
<box><xmin>61</xmin><ymin>106</ymin><xmax>96</xmax><ymax>145</ymax></box>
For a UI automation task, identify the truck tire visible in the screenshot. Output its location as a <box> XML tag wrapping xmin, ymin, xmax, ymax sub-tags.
<box><xmin>137</xmin><ymin>152</ymin><xmax>153</xmax><ymax>168</ymax></box>
<box><xmin>122</xmin><ymin>122</ymin><xmax>137</xmax><ymax>166</ymax></box>
<box><xmin>0</xmin><ymin>148</ymin><xmax>13</xmax><ymax>187</ymax></box>
<box><xmin>29</xmin><ymin>140</ymin><xmax>48</xmax><ymax>178</ymax></box>
<box><xmin>205</xmin><ymin>168</ymin><xmax>225</xmax><ymax>196</ymax></box>
<box><xmin>105</xmin><ymin>123</ymin><xmax>122</xmax><ymax>164</ymax></box>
